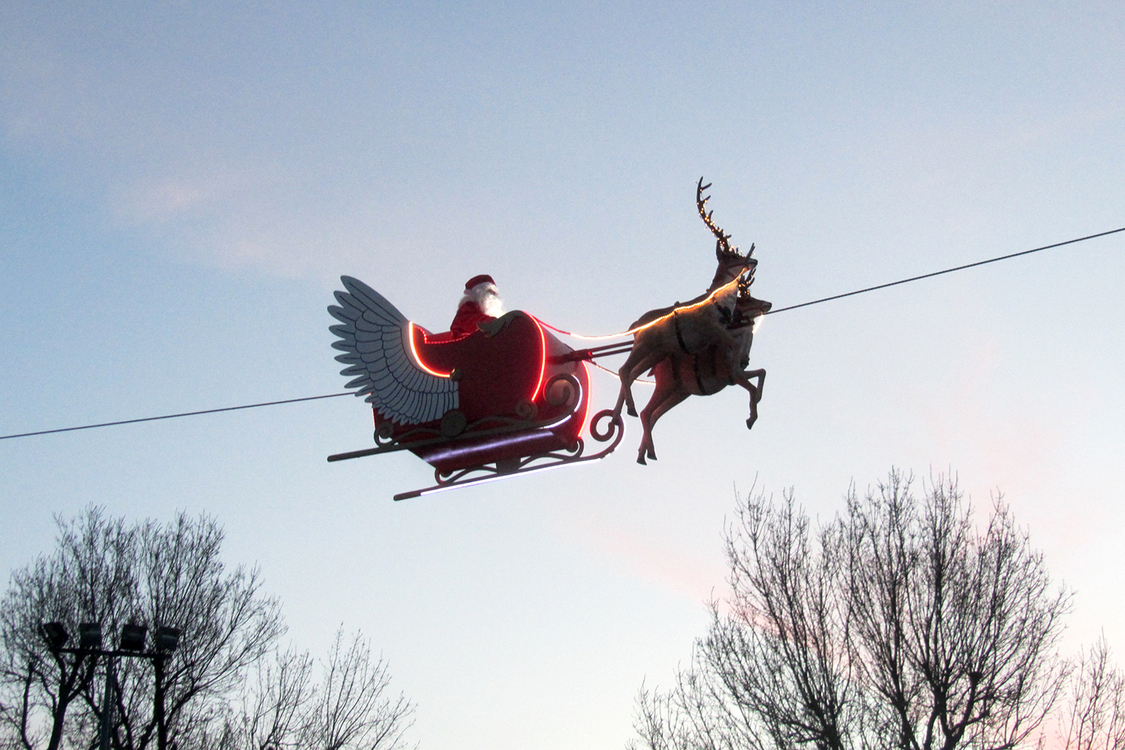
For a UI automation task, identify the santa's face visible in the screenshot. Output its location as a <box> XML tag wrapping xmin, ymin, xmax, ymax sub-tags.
<box><xmin>464</xmin><ymin>282</ymin><xmax>505</xmax><ymax>317</ymax></box>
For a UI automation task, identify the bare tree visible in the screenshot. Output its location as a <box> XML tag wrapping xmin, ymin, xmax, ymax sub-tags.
<box><xmin>632</xmin><ymin>669</ymin><xmax>767</xmax><ymax>750</ymax></box>
<box><xmin>217</xmin><ymin>629</ymin><xmax>414</xmax><ymax>750</ymax></box>
<box><xmin>0</xmin><ymin>510</ymin><xmax>136</xmax><ymax>750</ymax></box>
<box><xmin>303</xmin><ymin>629</ymin><xmax>413</xmax><ymax>750</ymax></box>
<box><xmin>1059</xmin><ymin>637</ymin><xmax>1125</xmax><ymax>750</ymax></box>
<box><xmin>120</xmin><ymin>513</ymin><xmax>285</xmax><ymax>750</ymax></box>
<box><xmin>633</xmin><ymin>471</ymin><xmax>1072</xmax><ymax>750</ymax></box>
<box><xmin>0</xmin><ymin>507</ymin><xmax>285</xmax><ymax>750</ymax></box>
<box><xmin>214</xmin><ymin>647</ymin><xmax>315</xmax><ymax>750</ymax></box>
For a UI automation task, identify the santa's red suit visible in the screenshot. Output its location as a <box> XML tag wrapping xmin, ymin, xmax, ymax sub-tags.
<box><xmin>448</xmin><ymin>274</ymin><xmax>500</xmax><ymax>337</ymax></box>
<box><xmin>417</xmin><ymin>274</ymin><xmax>502</xmax><ymax>344</ymax></box>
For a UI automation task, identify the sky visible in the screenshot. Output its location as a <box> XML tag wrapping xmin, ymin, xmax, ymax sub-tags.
<box><xmin>2</xmin><ymin>1</ymin><xmax>1124</xmax><ymax>748</ymax></box>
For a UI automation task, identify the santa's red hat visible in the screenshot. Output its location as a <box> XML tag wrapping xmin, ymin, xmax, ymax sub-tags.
<box><xmin>464</xmin><ymin>274</ymin><xmax>495</xmax><ymax>290</ymax></box>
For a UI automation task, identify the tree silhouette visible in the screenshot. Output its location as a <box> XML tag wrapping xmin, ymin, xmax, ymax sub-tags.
<box><xmin>632</xmin><ymin>471</ymin><xmax>1073</xmax><ymax>750</ymax></box>
<box><xmin>1</xmin><ymin>507</ymin><xmax>412</xmax><ymax>750</ymax></box>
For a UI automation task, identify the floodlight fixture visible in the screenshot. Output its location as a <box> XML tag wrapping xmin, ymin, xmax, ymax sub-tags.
<box><xmin>152</xmin><ymin>626</ymin><xmax>181</xmax><ymax>653</ymax></box>
<box><xmin>40</xmin><ymin>622</ymin><xmax>69</xmax><ymax>650</ymax></box>
<box><xmin>119</xmin><ymin>624</ymin><xmax>147</xmax><ymax>652</ymax></box>
<box><xmin>78</xmin><ymin>622</ymin><xmax>103</xmax><ymax>650</ymax></box>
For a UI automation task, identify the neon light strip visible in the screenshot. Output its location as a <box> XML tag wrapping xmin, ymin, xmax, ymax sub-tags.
<box><xmin>533</xmin><ymin>374</ymin><xmax>585</xmax><ymax>433</ymax></box>
<box><xmin>396</xmin><ymin>457</ymin><xmax>602</xmax><ymax>501</ymax></box>
<box><xmin>406</xmin><ymin>322</ymin><xmax>453</xmax><ymax>378</ymax></box>
<box><xmin>576</xmin><ymin>362</ymin><xmax>591</xmax><ymax>436</ymax></box>
<box><xmin>536</xmin><ymin>273</ymin><xmax>746</xmax><ymax>341</ymax></box>
<box><xmin>530</xmin><ymin>316</ymin><xmax>549</xmax><ymax>401</ymax></box>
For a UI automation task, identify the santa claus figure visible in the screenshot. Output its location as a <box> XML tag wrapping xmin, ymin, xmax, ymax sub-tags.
<box><xmin>450</xmin><ymin>274</ymin><xmax>505</xmax><ymax>337</ymax></box>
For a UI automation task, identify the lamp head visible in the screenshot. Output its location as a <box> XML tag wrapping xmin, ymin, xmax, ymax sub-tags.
<box><xmin>153</xmin><ymin>626</ymin><xmax>181</xmax><ymax>653</ymax></box>
<box><xmin>78</xmin><ymin>622</ymin><xmax>102</xmax><ymax>650</ymax></box>
<box><xmin>119</xmin><ymin>624</ymin><xmax>147</xmax><ymax>652</ymax></box>
<box><xmin>40</xmin><ymin>622</ymin><xmax>68</xmax><ymax>651</ymax></box>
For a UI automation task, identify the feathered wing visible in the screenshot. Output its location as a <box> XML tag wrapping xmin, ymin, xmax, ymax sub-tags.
<box><xmin>328</xmin><ymin>276</ymin><xmax>458</xmax><ymax>424</ymax></box>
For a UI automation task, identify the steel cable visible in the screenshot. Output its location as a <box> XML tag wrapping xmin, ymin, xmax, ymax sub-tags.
<box><xmin>2</xmin><ymin>226</ymin><xmax>1121</xmax><ymax>441</ymax></box>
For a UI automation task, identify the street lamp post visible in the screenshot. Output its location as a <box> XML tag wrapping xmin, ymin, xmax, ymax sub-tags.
<box><xmin>98</xmin><ymin>654</ymin><xmax>113</xmax><ymax>750</ymax></box>
<box><xmin>39</xmin><ymin>621</ymin><xmax>181</xmax><ymax>750</ymax></box>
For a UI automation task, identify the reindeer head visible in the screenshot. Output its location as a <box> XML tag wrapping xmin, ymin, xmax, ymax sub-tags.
<box><xmin>697</xmin><ymin>178</ymin><xmax>756</xmax><ymax>289</ymax></box>
<box><xmin>733</xmin><ymin>271</ymin><xmax>772</xmax><ymax>330</ymax></box>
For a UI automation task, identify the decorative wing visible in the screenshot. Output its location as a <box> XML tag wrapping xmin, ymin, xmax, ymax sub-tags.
<box><xmin>328</xmin><ymin>276</ymin><xmax>458</xmax><ymax>424</ymax></box>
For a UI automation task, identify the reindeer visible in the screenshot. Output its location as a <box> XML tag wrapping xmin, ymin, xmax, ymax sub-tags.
<box><xmin>614</xmin><ymin>179</ymin><xmax>757</xmax><ymax>419</ymax></box>
<box><xmin>627</xmin><ymin>178</ymin><xmax>757</xmax><ymax>331</ymax></box>
<box><xmin>633</xmin><ymin>275</ymin><xmax>771</xmax><ymax>464</ymax></box>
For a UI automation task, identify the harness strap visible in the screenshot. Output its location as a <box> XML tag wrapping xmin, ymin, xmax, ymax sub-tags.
<box><xmin>673</xmin><ymin>311</ymin><xmax>690</xmax><ymax>354</ymax></box>
<box><xmin>712</xmin><ymin>298</ymin><xmax>733</xmax><ymax>326</ymax></box>
<box><xmin>693</xmin><ymin>356</ymin><xmax>708</xmax><ymax>394</ymax></box>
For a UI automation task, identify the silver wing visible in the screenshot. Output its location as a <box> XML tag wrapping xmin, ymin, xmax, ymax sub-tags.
<box><xmin>329</xmin><ymin>276</ymin><xmax>458</xmax><ymax>425</ymax></box>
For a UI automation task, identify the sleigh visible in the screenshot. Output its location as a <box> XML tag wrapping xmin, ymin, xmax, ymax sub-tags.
<box><xmin>327</xmin><ymin>277</ymin><xmax>623</xmax><ymax>500</ymax></box>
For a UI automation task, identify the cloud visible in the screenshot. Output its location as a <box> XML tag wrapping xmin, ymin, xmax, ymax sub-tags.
<box><xmin>105</xmin><ymin>166</ymin><xmax>401</xmax><ymax>281</ymax></box>
<box><xmin>118</xmin><ymin>176</ymin><xmax>218</xmax><ymax>225</ymax></box>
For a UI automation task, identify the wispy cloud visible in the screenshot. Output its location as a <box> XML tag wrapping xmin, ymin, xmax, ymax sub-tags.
<box><xmin>118</xmin><ymin>176</ymin><xmax>216</xmax><ymax>225</ymax></box>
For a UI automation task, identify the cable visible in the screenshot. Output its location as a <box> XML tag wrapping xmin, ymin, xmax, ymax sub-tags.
<box><xmin>589</xmin><ymin>360</ymin><xmax>654</xmax><ymax>385</ymax></box>
<box><xmin>0</xmin><ymin>393</ymin><xmax>351</xmax><ymax>441</ymax></box>
<box><xmin>766</xmin><ymin>227</ymin><xmax>1125</xmax><ymax>316</ymax></box>
<box><xmin>1</xmin><ymin>226</ymin><xmax>1121</xmax><ymax>442</ymax></box>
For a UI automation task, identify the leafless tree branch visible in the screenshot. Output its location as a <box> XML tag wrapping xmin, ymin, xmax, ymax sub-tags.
<box><xmin>633</xmin><ymin>470</ymin><xmax>1074</xmax><ymax>750</ymax></box>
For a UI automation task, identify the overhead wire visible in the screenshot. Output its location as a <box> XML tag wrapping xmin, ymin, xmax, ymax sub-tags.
<box><xmin>766</xmin><ymin>226</ymin><xmax>1125</xmax><ymax>316</ymax></box>
<box><xmin>1</xmin><ymin>225</ymin><xmax>1121</xmax><ymax>442</ymax></box>
<box><xmin>0</xmin><ymin>393</ymin><xmax>351</xmax><ymax>441</ymax></box>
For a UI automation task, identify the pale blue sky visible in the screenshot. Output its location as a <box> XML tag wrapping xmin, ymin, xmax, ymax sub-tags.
<box><xmin>3</xmin><ymin>2</ymin><xmax>1124</xmax><ymax>748</ymax></box>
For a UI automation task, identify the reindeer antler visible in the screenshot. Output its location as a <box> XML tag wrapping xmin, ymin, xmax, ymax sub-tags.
<box><xmin>739</xmin><ymin>265</ymin><xmax>757</xmax><ymax>294</ymax></box>
<box><xmin>697</xmin><ymin>177</ymin><xmax>750</xmax><ymax>260</ymax></box>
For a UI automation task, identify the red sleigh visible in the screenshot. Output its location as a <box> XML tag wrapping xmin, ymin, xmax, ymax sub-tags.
<box><xmin>327</xmin><ymin>277</ymin><xmax>623</xmax><ymax>499</ymax></box>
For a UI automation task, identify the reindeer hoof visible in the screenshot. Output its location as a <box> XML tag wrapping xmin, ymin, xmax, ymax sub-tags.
<box><xmin>746</xmin><ymin>417</ymin><xmax>757</xmax><ymax>430</ymax></box>
<box><xmin>637</xmin><ymin>453</ymin><xmax>647</xmax><ymax>466</ymax></box>
<box><xmin>627</xmin><ymin>405</ymin><xmax>638</xmax><ymax>418</ymax></box>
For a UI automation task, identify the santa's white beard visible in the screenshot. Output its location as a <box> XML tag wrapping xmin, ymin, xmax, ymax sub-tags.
<box><xmin>462</xmin><ymin>283</ymin><xmax>505</xmax><ymax>317</ymax></box>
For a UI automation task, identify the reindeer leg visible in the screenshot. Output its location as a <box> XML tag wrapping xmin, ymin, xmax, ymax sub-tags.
<box><xmin>613</xmin><ymin>379</ymin><xmax>632</xmax><ymax>419</ymax></box>
<box><xmin>616</xmin><ymin>354</ymin><xmax>642</xmax><ymax>418</ymax></box>
<box><xmin>618</xmin><ymin>348</ymin><xmax>665</xmax><ymax>418</ymax></box>
<box><xmin>637</xmin><ymin>363</ymin><xmax>690</xmax><ymax>464</ymax></box>
<box><xmin>637</xmin><ymin>410</ymin><xmax>657</xmax><ymax>465</ymax></box>
<box><xmin>636</xmin><ymin>412</ymin><xmax>655</xmax><ymax>464</ymax></box>
<box><xmin>640</xmin><ymin>390</ymin><xmax>689</xmax><ymax>462</ymax></box>
<box><xmin>732</xmin><ymin>368</ymin><xmax>766</xmax><ymax>429</ymax></box>
<box><xmin>636</xmin><ymin>369</ymin><xmax>670</xmax><ymax>464</ymax></box>
<box><xmin>636</xmin><ymin>391</ymin><xmax>659</xmax><ymax>464</ymax></box>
